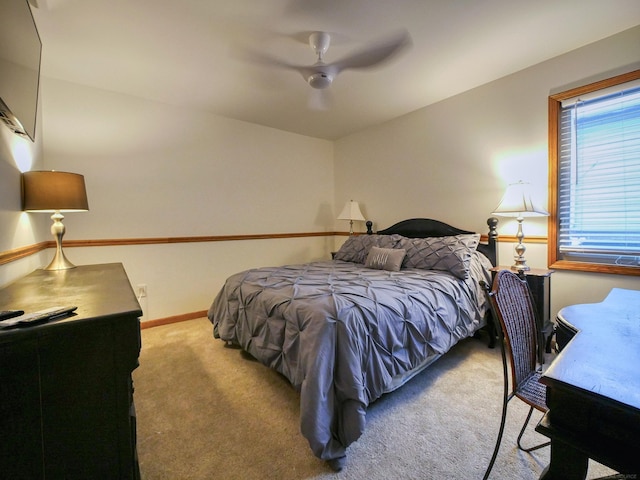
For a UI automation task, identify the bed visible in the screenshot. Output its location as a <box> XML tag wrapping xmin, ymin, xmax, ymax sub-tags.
<box><xmin>207</xmin><ymin>217</ymin><xmax>498</xmax><ymax>470</ymax></box>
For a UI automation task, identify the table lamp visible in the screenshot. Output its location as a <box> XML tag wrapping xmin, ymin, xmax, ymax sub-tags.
<box><xmin>22</xmin><ymin>170</ymin><xmax>89</xmax><ymax>270</ymax></box>
<box><xmin>492</xmin><ymin>181</ymin><xmax>548</xmax><ymax>271</ymax></box>
<box><xmin>337</xmin><ymin>200</ymin><xmax>366</xmax><ymax>235</ymax></box>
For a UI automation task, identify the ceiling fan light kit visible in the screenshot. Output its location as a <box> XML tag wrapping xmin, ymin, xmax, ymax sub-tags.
<box><xmin>307</xmin><ymin>72</ymin><xmax>333</xmax><ymax>89</ymax></box>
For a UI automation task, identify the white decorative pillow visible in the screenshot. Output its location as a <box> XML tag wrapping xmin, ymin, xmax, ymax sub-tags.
<box><xmin>398</xmin><ymin>234</ymin><xmax>480</xmax><ymax>279</ymax></box>
<box><xmin>365</xmin><ymin>247</ymin><xmax>406</xmax><ymax>272</ymax></box>
<box><xmin>334</xmin><ymin>234</ymin><xmax>402</xmax><ymax>264</ymax></box>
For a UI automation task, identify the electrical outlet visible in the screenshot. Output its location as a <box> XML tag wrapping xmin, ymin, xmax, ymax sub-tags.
<box><xmin>137</xmin><ymin>284</ymin><xmax>147</xmax><ymax>298</ymax></box>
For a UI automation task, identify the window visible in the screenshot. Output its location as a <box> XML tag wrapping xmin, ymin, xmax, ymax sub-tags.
<box><xmin>549</xmin><ymin>70</ymin><xmax>640</xmax><ymax>275</ymax></box>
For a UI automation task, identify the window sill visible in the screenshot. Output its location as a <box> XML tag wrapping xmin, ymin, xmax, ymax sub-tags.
<box><xmin>549</xmin><ymin>259</ymin><xmax>640</xmax><ymax>276</ymax></box>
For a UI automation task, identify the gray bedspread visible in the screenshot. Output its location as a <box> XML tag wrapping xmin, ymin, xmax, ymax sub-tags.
<box><xmin>208</xmin><ymin>252</ymin><xmax>492</xmax><ymax>466</ymax></box>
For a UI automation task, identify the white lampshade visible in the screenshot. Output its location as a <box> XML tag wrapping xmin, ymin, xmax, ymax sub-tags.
<box><xmin>337</xmin><ymin>200</ymin><xmax>365</xmax><ymax>221</ymax></box>
<box><xmin>492</xmin><ymin>181</ymin><xmax>548</xmax><ymax>217</ymax></box>
<box><xmin>337</xmin><ymin>200</ymin><xmax>365</xmax><ymax>235</ymax></box>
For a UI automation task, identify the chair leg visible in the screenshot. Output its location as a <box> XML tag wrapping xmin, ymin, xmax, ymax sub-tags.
<box><xmin>482</xmin><ymin>391</ymin><xmax>509</xmax><ymax>480</ymax></box>
<box><xmin>517</xmin><ymin>406</ymin><xmax>550</xmax><ymax>452</ymax></box>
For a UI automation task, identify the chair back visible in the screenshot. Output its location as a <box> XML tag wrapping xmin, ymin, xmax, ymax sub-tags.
<box><xmin>487</xmin><ymin>270</ymin><xmax>540</xmax><ymax>392</ymax></box>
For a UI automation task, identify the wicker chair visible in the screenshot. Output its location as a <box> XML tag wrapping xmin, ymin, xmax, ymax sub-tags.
<box><xmin>481</xmin><ymin>269</ymin><xmax>550</xmax><ymax>479</ymax></box>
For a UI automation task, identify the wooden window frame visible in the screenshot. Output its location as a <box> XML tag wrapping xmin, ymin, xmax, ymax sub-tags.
<box><xmin>548</xmin><ymin>69</ymin><xmax>640</xmax><ymax>276</ymax></box>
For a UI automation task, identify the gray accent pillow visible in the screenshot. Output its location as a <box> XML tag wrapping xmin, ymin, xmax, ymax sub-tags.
<box><xmin>334</xmin><ymin>234</ymin><xmax>402</xmax><ymax>264</ymax></box>
<box><xmin>397</xmin><ymin>234</ymin><xmax>481</xmax><ymax>279</ymax></box>
<box><xmin>365</xmin><ymin>247</ymin><xmax>406</xmax><ymax>272</ymax></box>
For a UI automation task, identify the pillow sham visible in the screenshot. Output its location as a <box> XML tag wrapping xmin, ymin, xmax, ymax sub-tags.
<box><xmin>364</xmin><ymin>246</ymin><xmax>406</xmax><ymax>272</ymax></box>
<box><xmin>398</xmin><ymin>233</ymin><xmax>481</xmax><ymax>279</ymax></box>
<box><xmin>334</xmin><ymin>234</ymin><xmax>401</xmax><ymax>264</ymax></box>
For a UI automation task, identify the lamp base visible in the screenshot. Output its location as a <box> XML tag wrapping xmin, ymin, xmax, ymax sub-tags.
<box><xmin>44</xmin><ymin>211</ymin><xmax>77</xmax><ymax>271</ymax></box>
<box><xmin>510</xmin><ymin>216</ymin><xmax>530</xmax><ymax>272</ymax></box>
<box><xmin>510</xmin><ymin>261</ymin><xmax>530</xmax><ymax>272</ymax></box>
<box><xmin>44</xmin><ymin>249</ymin><xmax>77</xmax><ymax>271</ymax></box>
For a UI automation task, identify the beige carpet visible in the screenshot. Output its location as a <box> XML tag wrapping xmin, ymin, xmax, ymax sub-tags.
<box><xmin>133</xmin><ymin>318</ymin><xmax>616</xmax><ymax>479</ymax></box>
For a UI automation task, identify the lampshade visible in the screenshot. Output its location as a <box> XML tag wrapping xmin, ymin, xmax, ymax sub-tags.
<box><xmin>492</xmin><ymin>181</ymin><xmax>548</xmax><ymax>218</ymax></box>
<box><xmin>337</xmin><ymin>200</ymin><xmax>366</xmax><ymax>221</ymax></box>
<box><xmin>22</xmin><ymin>171</ymin><xmax>89</xmax><ymax>212</ymax></box>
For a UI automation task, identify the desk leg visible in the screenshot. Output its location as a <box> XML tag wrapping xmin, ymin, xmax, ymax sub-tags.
<box><xmin>539</xmin><ymin>439</ymin><xmax>588</xmax><ymax>480</ymax></box>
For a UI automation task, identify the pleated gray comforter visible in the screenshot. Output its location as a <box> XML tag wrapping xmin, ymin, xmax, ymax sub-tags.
<box><xmin>208</xmin><ymin>252</ymin><xmax>492</xmax><ymax>467</ymax></box>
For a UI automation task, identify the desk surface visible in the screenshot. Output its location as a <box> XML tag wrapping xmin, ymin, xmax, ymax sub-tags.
<box><xmin>546</xmin><ymin>288</ymin><xmax>640</xmax><ymax>412</ymax></box>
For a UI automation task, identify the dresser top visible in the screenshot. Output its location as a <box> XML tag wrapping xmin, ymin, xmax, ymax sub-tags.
<box><xmin>0</xmin><ymin>263</ymin><xmax>142</xmax><ymax>341</ymax></box>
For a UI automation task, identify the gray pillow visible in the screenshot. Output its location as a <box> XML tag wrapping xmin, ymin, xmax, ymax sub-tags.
<box><xmin>397</xmin><ymin>234</ymin><xmax>480</xmax><ymax>279</ymax></box>
<box><xmin>334</xmin><ymin>234</ymin><xmax>402</xmax><ymax>264</ymax></box>
<box><xmin>365</xmin><ymin>246</ymin><xmax>406</xmax><ymax>272</ymax></box>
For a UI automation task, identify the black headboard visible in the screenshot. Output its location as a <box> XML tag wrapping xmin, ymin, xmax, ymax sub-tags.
<box><xmin>370</xmin><ymin>217</ymin><xmax>499</xmax><ymax>266</ymax></box>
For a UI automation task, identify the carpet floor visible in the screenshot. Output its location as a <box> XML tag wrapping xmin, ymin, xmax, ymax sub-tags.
<box><xmin>133</xmin><ymin>318</ymin><xmax>617</xmax><ymax>479</ymax></box>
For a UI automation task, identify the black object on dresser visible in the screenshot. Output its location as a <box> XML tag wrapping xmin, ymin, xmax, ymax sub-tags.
<box><xmin>491</xmin><ymin>266</ymin><xmax>554</xmax><ymax>363</ymax></box>
<box><xmin>0</xmin><ymin>263</ymin><xmax>142</xmax><ymax>479</ymax></box>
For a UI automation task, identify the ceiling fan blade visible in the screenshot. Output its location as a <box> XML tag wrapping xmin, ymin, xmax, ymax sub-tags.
<box><xmin>238</xmin><ymin>47</ymin><xmax>294</xmax><ymax>70</ymax></box>
<box><xmin>329</xmin><ymin>30</ymin><xmax>411</xmax><ymax>74</ymax></box>
<box><xmin>238</xmin><ymin>46</ymin><xmax>314</xmax><ymax>81</ymax></box>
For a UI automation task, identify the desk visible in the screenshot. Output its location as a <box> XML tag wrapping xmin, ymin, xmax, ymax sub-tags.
<box><xmin>535</xmin><ymin>288</ymin><xmax>640</xmax><ymax>479</ymax></box>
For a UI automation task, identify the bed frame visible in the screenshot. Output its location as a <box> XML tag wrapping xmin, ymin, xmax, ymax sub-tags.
<box><xmin>365</xmin><ymin>217</ymin><xmax>499</xmax><ymax>266</ymax></box>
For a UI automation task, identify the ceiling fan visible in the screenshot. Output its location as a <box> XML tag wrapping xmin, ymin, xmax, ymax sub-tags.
<box><xmin>244</xmin><ymin>30</ymin><xmax>412</xmax><ymax>109</ymax></box>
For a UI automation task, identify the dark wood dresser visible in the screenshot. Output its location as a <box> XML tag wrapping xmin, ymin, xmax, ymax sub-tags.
<box><xmin>0</xmin><ymin>263</ymin><xmax>142</xmax><ymax>479</ymax></box>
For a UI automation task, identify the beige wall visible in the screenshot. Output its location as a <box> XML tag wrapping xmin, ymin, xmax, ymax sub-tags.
<box><xmin>41</xmin><ymin>78</ymin><xmax>335</xmax><ymax>239</ymax></box>
<box><xmin>335</xmin><ymin>25</ymin><xmax>640</xmax><ymax>317</ymax></box>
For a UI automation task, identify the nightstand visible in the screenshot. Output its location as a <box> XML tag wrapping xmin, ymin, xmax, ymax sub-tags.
<box><xmin>491</xmin><ymin>266</ymin><xmax>555</xmax><ymax>364</ymax></box>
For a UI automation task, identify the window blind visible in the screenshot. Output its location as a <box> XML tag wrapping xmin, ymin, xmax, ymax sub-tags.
<box><xmin>558</xmin><ymin>84</ymin><xmax>640</xmax><ymax>266</ymax></box>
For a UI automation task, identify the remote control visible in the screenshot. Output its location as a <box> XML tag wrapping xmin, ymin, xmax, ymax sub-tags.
<box><xmin>0</xmin><ymin>306</ymin><xmax>77</xmax><ymax>328</ymax></box>
<box><xmin>0</xmin><ymin>310</ymin><xmax>24</xmax><ymax>321</ymax></box>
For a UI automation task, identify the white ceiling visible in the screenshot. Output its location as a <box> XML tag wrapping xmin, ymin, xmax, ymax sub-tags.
<box><xmin>30</xmin><ymin>0</ymin><xmax>640</xmax><ymax>140</ymax></box>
